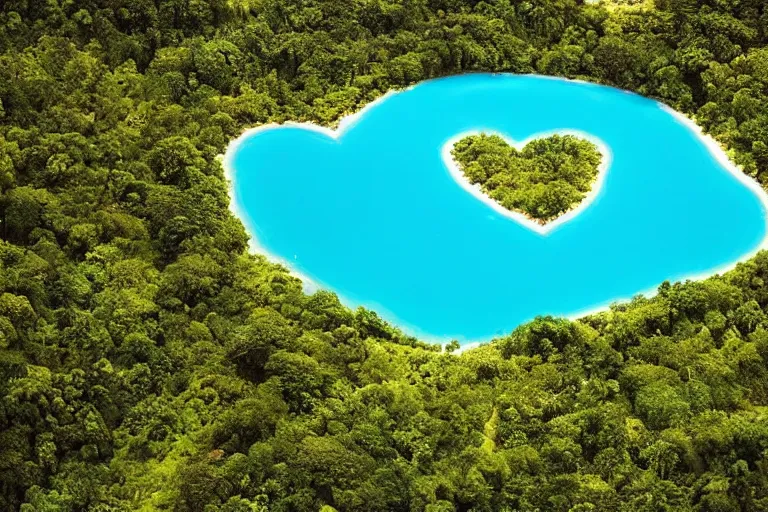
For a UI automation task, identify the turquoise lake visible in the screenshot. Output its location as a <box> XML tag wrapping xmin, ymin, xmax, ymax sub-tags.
<box><xmin>227</xmin><ymin>74</ymin><xmax>768</xmax><ymax>342</ymax></box>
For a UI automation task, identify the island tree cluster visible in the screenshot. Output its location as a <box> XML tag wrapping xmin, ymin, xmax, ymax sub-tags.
<box><xmin>452</xmin><ymin>133</ymin><xmax>603</xmax><ymax>222</ymax></box>
<box><xmin>2</xmin><ymin>0</ymin><xmax>768</xmax><ymax>511</ymax></box>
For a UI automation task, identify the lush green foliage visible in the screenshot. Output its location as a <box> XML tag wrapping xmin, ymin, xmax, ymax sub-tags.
<box><xmin>1</xmin><ymin>0</ymin><xmax>768</xmax><ymax>510</ymax></box>
<box><xmin>452</xmin><ymin>133</ymin><xmax>602</xmax><ymax>222</ymax></box>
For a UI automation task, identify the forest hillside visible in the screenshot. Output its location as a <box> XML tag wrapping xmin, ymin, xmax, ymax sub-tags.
<box><xmin>2</xmin><ymin>0</ymin><xmax>768</xmax><ymax>510</ymax></box>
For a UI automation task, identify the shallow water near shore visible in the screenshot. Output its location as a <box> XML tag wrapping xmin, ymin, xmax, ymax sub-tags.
<box><xmin>226</xmin><ymin>74</ymin><xmax>768</xmax><ymax>342</ymax></box>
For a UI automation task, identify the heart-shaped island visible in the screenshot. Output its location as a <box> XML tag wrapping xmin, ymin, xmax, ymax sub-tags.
<box><xmin>450</xmin><ymin>133</ymin><xmax>603</xmax><ymax>227</ymax></box>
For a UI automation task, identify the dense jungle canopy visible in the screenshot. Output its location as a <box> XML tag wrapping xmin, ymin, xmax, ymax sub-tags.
<box><xmin>451</xmin><ymin>133</ymin><xmax>603</xmax><ymax>222</ymax></box>
<box><xmin>2</xmin><ymin>0</ymin><xmax>768</xmax><ymax>510</ymax></box>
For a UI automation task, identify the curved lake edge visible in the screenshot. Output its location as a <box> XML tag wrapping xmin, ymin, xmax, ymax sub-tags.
<box><xmin>442</xmin><ymin>130</ymin><xmax>612</xmax><ymax>235</ymax></box>
<box><xmin>222</xmin><ymin>74</ymin><xmax>768</xmax><ymax>347</ymax></box>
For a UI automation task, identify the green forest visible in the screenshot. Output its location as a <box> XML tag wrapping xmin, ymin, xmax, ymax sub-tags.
<box><xmin>451</xmin><ymin>133</ymin><xmax>602</xmax><ymax>222</ymax></box>
<box><xmin>2</xmin><ymin>0</ymin><xmax>768</xmax><ymax>510</ymax></box>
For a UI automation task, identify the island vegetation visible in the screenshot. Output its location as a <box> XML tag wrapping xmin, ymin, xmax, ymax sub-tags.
<box><xmin>2</xmin><ymin>0</ymin><xmax>768</xmax><ymax>511</ymax></box>
<box><xmin>451</xmin><ymin>133</ymin><xmax>603</xmax><ymax>222</ymax></box>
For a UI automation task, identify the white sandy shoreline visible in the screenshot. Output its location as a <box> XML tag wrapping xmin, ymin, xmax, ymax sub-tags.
<box><xmin>221</xmin><ymin>73</ymin><xmax>768</xmax><ymax>350</ymax></box>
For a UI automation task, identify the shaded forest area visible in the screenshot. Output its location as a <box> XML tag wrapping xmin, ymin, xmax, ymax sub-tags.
<box><xmin>1</xmin><ymin>0</ymin><xmax>768</xmax><ymax>510</ymax></box>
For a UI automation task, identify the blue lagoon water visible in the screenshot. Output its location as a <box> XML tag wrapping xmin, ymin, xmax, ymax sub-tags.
<box><xmin>227</xmin><ymin>74</ymin><xmax>768</xmax><ymax>341</ymax></box>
